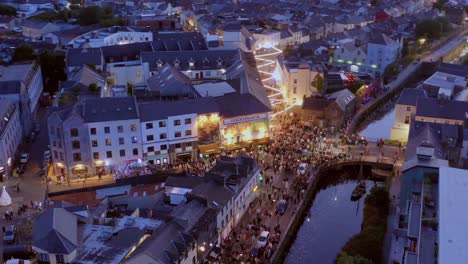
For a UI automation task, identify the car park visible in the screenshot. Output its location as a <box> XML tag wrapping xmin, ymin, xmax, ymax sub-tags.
<box><xmin>276</xmin><ymin>199</ymin><xmax>288</xmax><ymax>215</ymax></box>
<box><xmin>19</xmin><ymin>153</ymin><xmax>29</xmax><ymax>164</ymax></box>
<box><xmin>3</xmin><ymin>225</ymin><xmax>16</xmax><ymax>244</ymax></box>
<box><xmin>256</xmin><ymin>231</ymin><xmax>270</xmax><ymax>248</ymax></box>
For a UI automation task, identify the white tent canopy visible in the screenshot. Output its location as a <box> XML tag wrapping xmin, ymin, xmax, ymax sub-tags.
<box><xmin>0</xmin><ymin>186</ymin><xmax>12</xmax><ymax>206</ymax></box>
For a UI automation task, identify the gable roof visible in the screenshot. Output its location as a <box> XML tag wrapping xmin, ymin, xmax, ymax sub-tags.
<box><xmin>416</xmin><ymin>97</ymin><xmax>468</xmax><ymax>121</ymax></box>
<box><xmin>33</xmin><ymin>208</ymin><xmax>78</xmax><ymax>254</ymax></box>
<box><xmin>82</xmin><ymin>97</ymin><xmax>139</xmax><ymax>123</ymax></box>
<box><xmin>66</xmin><ymin>48</ymin><xmax>103</xmax><ymax>67</ymax></box>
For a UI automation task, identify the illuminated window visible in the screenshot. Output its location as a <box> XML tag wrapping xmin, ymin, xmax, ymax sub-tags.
<box><xmin>105</xmin><ymin>139</ymin><xmax>111</xmax><ymax>146</ymax></box>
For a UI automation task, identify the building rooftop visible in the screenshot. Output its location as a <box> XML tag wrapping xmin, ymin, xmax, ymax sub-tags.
<box><xmin>75</xmin><ymin>224</ymin><xmax>146</xmax><ymax>264</ymax></box>
<box><xmin>438</xmin><ymin>166</ymin><xmax>468</xmax><ymax>264</ymax></box>
<box><xmin>397</xmin><ymin>88</ymin><xmax>427</xmax><ymax>106</ymax></box>
<box><xmin>423</xmin><ymin>71</ymin><xmax>466</xmax><ymax>91</ymax></box>
<box><xmin>416</xmin><ymin>98</ymin><xmax>468</xmax><ymax>121</ymax></box>
<box><xmin>193</xmin><ymin>82</ymin><xmax>236</xmax><ymax>97</ymax></box>
<box><xmin>82</xmin><ymin>97</ymin><xmax>139</xmax><ymax>123</ymax></box>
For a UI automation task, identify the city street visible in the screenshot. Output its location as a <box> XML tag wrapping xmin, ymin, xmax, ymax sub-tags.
<box><xmin>1</xmin><ymin>106</ymin><xmax>49</xmax><ymax>260</ymax></box>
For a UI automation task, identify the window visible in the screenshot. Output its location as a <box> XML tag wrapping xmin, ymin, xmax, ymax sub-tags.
<box><xmin>130</xmin><ymin>124</ymin><xmax>137</xmax><ymax>131</ymax></box>
<box><xmin>92</xmin><ymin>140</ymin><xmax>98</xmax><ymax>147</ymax></box>
<box><xmin>174</xmin><ymin>120</ymin><xmax>181</xmax><ymax>126</ymax></box>
<box><xmin>73</xmin><ymin>153</ymin><xmax>81</xmax><ymax>161</ymax></box>
<box><xmin>120</xmin><ymin>149</ymin><xmax>125</xmax><ymax>157</ymax></box>
<box><xmin>58</xmin><ymin>141</ymin><xmax>62</xmax><ymax>148</ymax></box>
<box><xmin>52</xmin><ymin>141</ymin><xmax>57</xmax><ymax>147</ymax></box>
<box><xmin>59</xmin><ymin>152</ymin><xmax>64</xmax><ymax>160</ymax></box>
<box><xmin>133</xmin><ymin>148</ymin><xmax>138</xmax><ymax>155</ymax></box>
<box><xmin>175</xmin><ymin>132</ymin><xmax>182</xmax><ymax>138</ymax></box>
<box><xmin>405</xmin><ymin>116</ymin><xmax>410</xmax><ymax>124</ymax></box>
<box><xmin>106</xmin><ymin>151</ymin><xmax>112</xmax><ymax>158</ymax></box>
<box><xmin>147</xmin><ymin>146</ymin><xmax>155</xmax><ymax>152</ymax></box>
<box><xmin>104</xmin><ymin>127</ymin><xmax>110</xmax><ymax>134</ymax></box>
<box><xmin>160</xmin><ymin>133</ymin><xmax>167</xmax><ymax>139</ymax></box>
<box><xmin>105</xmin><ymin>139</ymin><xmax>111</xmax><ymax>146</ymax></box>
<box><xmin>72</xmin><ymin>141</ymin><xmax>80</xmax><ymax>149</ymax></box>
<box><xmin>119</xmin><ymin>138</ymin><xmax>124</xmax><ymax>145</ymax></box>
<box><xmin>146</xmin><ymin>135</ymin><xmax>154</xmax><ymax>141</ymax></box>
<box><xmin>93</xmin><ymin>152</ymin><xmax>99</xmax><ymax>160</ymax></box>
<box><xmin>185</xmin><ymin>130</ymin><xmax>192</xmax><ymax>136</ymax></box>
<box><xmin>293</xmin><ymin>79</ymin><xmax>297</xmax><ymax>84</ymax></box>
<box><xmin>56</xmin><ymin>128</ymin><xmax>61</xmax><ymax>136</ymax></box>
<box><xmin>38</xmin><ymin>253</ymin><xmax>50</xmax><ymax>262</ymax></box>
<box><xmin>117</xmin><ymin>125</ymin><xmax>124</xmax><ymax>133</ymax></box>
<box><xmin>175</xmin><ymin>143</ymin><xmax>182</xmax><ymax>149</ymax></box>
<box><xmin>406</xmin><ymin>106</ymin><xmax>411</xmax><ymax>111</ymax></box>
<box><xmin>159</xmin><ymin>121</ymin><xmax>166</xmax><ymax>127</ymax></box>
<box><xmin>54</xmin><ymin>151</ymin><xmax>58</xmax><ymax>159</ymax></box>
<box><xmin>185</xmin><ymin>118</ymin><xmax>191</xmax><ymax>124</ymax></box>
<box><xmin>50</xmin><ymin>126</ymin><xmax>55</xmax><ymax>135</ymax></box>
<box><xmin>186</xmin><ymin>142</ymin><xmax>192</xmax><ymax>147</ymax></box>
<box><xmin>70</xmin><ymin>128</ymin><xmax>79</xmax><ymax>137</ymax></box>
<box><xmin>90</xmin><ymin>128</ymin><xmax>96</xmax><ymax>135</ymax></box>
<box><xmin>160</xmin><ymin>144</ymin><xmax>167</xmax><ymax>150</ymax></box>
<box><xmin>146</xmin><ymin>123</ymin><xmax>153</xmax><ymax>129</ymax></box>
<box><xmin>293</xmin><ymin>87</ymin><xmax>297</xmax><ymax>94</ymax></box>
<box><xmin>131</xmin><ymin>136</ymin><xmax>138</xmax><ymax>143</ymax></box>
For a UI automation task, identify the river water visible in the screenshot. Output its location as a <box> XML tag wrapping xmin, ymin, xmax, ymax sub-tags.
<box><xmin>285</xmin><ymin>181</ymin><xmax>375</xmax><ymax>264</ymax></box>
<box><xmin>359</xmin><ymin>107</ymin><xmax>396</xmax><ymax>141</ymax></box>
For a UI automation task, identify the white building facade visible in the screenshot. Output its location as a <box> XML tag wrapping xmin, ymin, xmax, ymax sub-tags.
<box><xmin>0</xmin><ymin>99</ymin><xmax>22</xmax><ymax>179</ymax></box>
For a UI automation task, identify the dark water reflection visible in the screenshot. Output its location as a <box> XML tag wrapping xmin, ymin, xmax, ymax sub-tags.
<box><xmin>285</xmin><ymin>181</ymin><xmax>375</xmax><ymax>264</ymax></box>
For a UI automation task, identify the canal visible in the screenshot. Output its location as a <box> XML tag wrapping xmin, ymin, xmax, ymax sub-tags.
<box><xmin>359</xmin><ymin>107</ymin><xmax>396</xmax><ymax>141</ymax></box>
<box><xmin>285</xmin><ymin>180</ymin><xmax>377</xmax><ymax>264</ymax></box>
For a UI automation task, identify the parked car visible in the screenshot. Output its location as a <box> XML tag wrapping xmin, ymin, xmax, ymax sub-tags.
<box><xmin>12</xmin><ymin>27</ymin><xmax>22</xmax><ymax>33</ymax></box>
<box><xmin>297</xmin><ymin>163</ymin><xmax>308</xmax><ymax>176</ymax></box>
<box><xmin>3</xmin><ymin>225</ymin><xmax>16</xmax><ymax>244</ymax></box>
<box><xmin>276</xmin><ymin>199</ymin><xmax>288</xmax><ymax>215</ymax></box>
<box><xmin>256</xmin><ymin>231</ymin><xmax>270</xmax><ymax>248</ymax></box>
<box><xmin>19</xmin><ymin>153</ymin><xmax>29</xmax><ymax>164</ymax></box>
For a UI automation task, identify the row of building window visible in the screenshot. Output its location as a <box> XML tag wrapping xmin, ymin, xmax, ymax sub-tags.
<box><xmin>145</xmin><ymin>118</ymin><xmax>191</xmax><ymax>129</ymax></box>
<box><xmin>146</xmin><ymin>130</ymin><xmax>192</xmax><ymax>141</ymax></box>
<box><xmin>92</xmin><ymin>148</ymin><xmax>139</xmax><ymax>160</ymax></box>
<box><xmin>91</xmin><ymin>137</ymin><xmax>138</xmax><ymax>147</ymax></box>
<box><xmin>145</xmin><ymin>142</ymin><xmax>193</xmax><ymax>153</ymax></box>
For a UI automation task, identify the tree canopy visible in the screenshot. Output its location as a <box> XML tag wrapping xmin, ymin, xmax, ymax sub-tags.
<box><xmin>13</xmin><ymin>44</ymin><xmax>35</xmax><ymax>62</ymax></box>
<box><xmin>337</xmin><ymin>253</ymin><xmax>373</xmax><ymax>264</ymax></box>
<box><xmin>0</xmin><ymin>4</ymin><xmax>16</xmax><ymax>16</ymax></box>
<box><xmin>77</xmin><ymin>6</ymin><xmax>125</xmax><ymax>26</ymax></box>
<box><xmin>415</xmin><ymin>16</ymin><xmax>451</xmax><ymax>40</ymax></box>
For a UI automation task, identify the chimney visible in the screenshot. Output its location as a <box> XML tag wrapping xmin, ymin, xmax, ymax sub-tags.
<box><xmin>416</xmin><ymin>143</ymin><xmax>434</xmax><ymax>160</ymax></box>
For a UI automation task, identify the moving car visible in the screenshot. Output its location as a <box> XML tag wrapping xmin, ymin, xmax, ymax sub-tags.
<box><xmin>19</xmin><ymin>153</ymin><xmax>29</xmax><ymax>164</ymax></box>
<box><xmin>256</xmin><ymin>231</ymin><xmax>270</xmax><ymax>248</ymax></box>
<box><xmin>297</xmin><ymin>163</ymin><xmax>308</xmax><ymax>176</ymax></box>
<box><xmin>3</xmin><ymin>225</ymin><xmax>16</xmax><ymax>244</ymax></box>
<box><xmin>276</xmin><ymin>199</ymin><xmax>288</xmax><ymax>215</ymax></box>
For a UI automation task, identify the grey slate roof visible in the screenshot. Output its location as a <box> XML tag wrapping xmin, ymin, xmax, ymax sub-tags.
<box><xmin>397</xmin><ymin>88</ymin><xmax>427</xmax><ymax>106</ymax></box>
<box><xmin>141</xmin><ymin>49</ymin><xmax>241</xmax><ymax>72</ymax></box>
<box><xmin>436</xmin><ymin>63</ymin><xmax>468</xmax><ymax>77</ymax></box>
<box><xmin>33</xmin><ymin>208</ymin><xmax>78</xmax><ymax>254</ymax></box>
<box><xmin>0</xmin><ymin>80</ymin><xmax>21</xmax><ymax>94</ymax></box>
<box><xmin>101</xmin><ymin>42</ymin><xmax>154</xmax><ymax>63</ymax></box>
<box><xmin>82</xmin><ymin>97</ymin><xmax>139</xmax><ymax>123</ymax></box>
<box><xmin>138</xmin><ymin>97</ymin><xmax>218</xmax><ymax>122</ymax></box>
<box><xmin>146</xmin><ymin>64</ymin><xmax>194</xmax><ymax>97</ymax></box>
<box><xmin>327</xmin><ymin>89</ymin><xmax>355</xmax><ymax>111</ymax></box>
<box><xmin>216</xmin><ymin>92</ymin><xmax>271</xmax><ymax>118</ymax></box>
<box><xmin>66</xmin><ymin>48</ymin><xmax>103</xmax><ymax>67</ymax></box>
<box><xmin>416</xmin><ymin>98</ymin><xmax>468</xmax><ymax>121</ymax></box>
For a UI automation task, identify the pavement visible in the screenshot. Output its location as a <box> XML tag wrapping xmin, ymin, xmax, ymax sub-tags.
<box><xmin>0</xmin><ymin>106</ymin><xmax>49</xmax><ymax>260</ymax></box>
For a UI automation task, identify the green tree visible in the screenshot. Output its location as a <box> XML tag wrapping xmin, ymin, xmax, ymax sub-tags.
<box><xmin>127</xmin><ymin>83</ymin><xmax>133</xmax><ymax>96</ymax></box>
<box><xmin>78</xmin><ymin>6</ymin><xmax>101</xmax><ymax>25</ymax></box>
<box><xmin>336</xmin><ymin>252</ymin><xmax>373</xmax><ymax>264</ymax></box>
<box><xmin>433</xmin><ymin>0</ymin><xmax>448</xmax><ymax>11</ymax></box>
<box><xmin>88</xmin><ymin>83</ymin><xmax>99</xmax><ymax>93</ymax></box>
<box><xmin>312</xmin><ymin>74</ymin><xmax>324</xmax><ymax>94</ymax></box>
<box><xmin>415</xmin><ymin>17</ymin><xmax>451</xmax><ymax>39</ymax></box>
<box><xmin>0</xmin><ymin>4</ymin><xmax>17</xmax><ymax>16</ymax></box>
<box><xmin>13</xmin><ymin>44</ymin><xmax>35</xmax><ymax>62</ymax></box>
<box><xmin>38</xmin><ymin>51</ymin><xmax>67</xmax><ymax>93</ymax></box>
